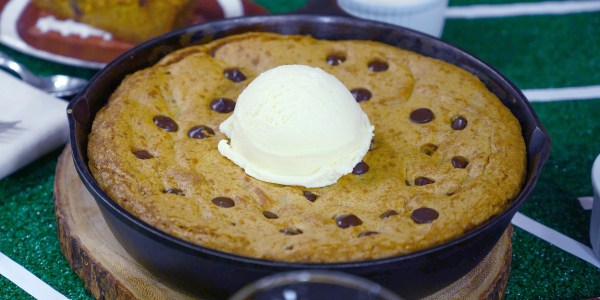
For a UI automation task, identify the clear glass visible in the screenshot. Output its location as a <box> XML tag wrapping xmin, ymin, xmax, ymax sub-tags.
<box><xmin>229</xmin><ymin>270</ymin><xmax>403</xmax><ymax>300</ymax></box>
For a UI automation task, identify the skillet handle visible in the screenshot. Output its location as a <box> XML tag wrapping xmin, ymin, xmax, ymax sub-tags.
<box><xmin>529</xmin><ymin>125</ymin><xmax>552</xmax><ymax>174</ymax></box>
<box><xmin>292</xmin><ymin>0</ymin><xmax>351</xmax><ymax>16</ymax></box>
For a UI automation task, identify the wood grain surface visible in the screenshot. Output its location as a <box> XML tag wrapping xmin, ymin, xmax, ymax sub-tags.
<box><xmin>54</xmin><ymin>145</ymin><xmax>512</xmax><ymax>299</ymax></box>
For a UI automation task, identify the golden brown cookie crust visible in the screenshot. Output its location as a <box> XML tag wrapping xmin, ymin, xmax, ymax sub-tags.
<box><xmin>88</xmin><ymin>32</ymin><xmax>526</xmax><ymax>262</ymax></box>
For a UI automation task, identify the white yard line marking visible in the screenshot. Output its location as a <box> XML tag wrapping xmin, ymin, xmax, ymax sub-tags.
<box><xmin>445</xmin><ymin>1</ymin><xmax>600</xmax><ymax>19</ymax></box>
<box><xmin>523</xmin><ymin>85</ymin><xmax>600</xmax><ymax>102</ymax></box>
<box><xmin>0</xmin><ymin>251</ymin><xmax>68</xmax><ymax>300</ymax></box>
<box><xmin>579</xmin><ymin>197</ymin><xmax>594</xmax><ymax>210</ymax></box>
<box><xmin>512</xmin><ymin>212</ymin><xmax>600</xmax><ymax>268</ymax></box>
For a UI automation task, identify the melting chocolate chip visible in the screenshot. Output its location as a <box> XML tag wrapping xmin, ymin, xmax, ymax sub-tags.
<box><xmin>164</xmin><ymin>188</ymin><xmax>184</xmax><ymax>196</ymax></box>
<box><xmin>188</xmin><ymin>125</ymin><xmax>215</xmax><ymax>139</ymax></box>
<box><xmin>153</xmin><ymin>115</ymin><xmax>178</xmax><ymax>132</ymax></box>
<box><xmin>359</xmin><ymin>231</ymin><xmax>379</xmax><ymax>237</ymax></box>
<box><xmin>411</xmin><ymin>207</ymin><xmax>439</xmax><ymax>224</ymax></box>
<box><xmin>303</xmin><ymin>191</ymin><xmax>318</xmax><ymax>202</ymax></box>
<box><xmin>132</xmin><ymin>150</ymin><xmax>153</xmax><ymax>159</ymax></box>
<box><xmin>224</xmin><ymin>68</ymin><xmax>247</xmax><ymax>82</ymax></box>
<box><xmin>351</xmin><ymin>88</ymin><xmax>372</xmax><ymax>102</ymax></box>
<box><xmin>420</xmin><ymin>144</ymin><xmax>438</xmax><ymax>156</ymax></box>
<box><xmin>352</xmin><ymin>161</ymin><xmax>369</xmax><ymax>175</ymax></box>
<box><xmin>139</xmin><ymin>0</ymin><xmax>148</xmax><ymax>6</ymax></box>
<box><xmin>452</xmin><ymin>156</ymin><xmax>469</xmax><ymax>168</ymax></box>
<box><xmin>409</xmin><ymin>108</ymin><xmax>434</xmax><ymax>124</ymax></box>
<box><xmin>336</xmin><ymin>214</ymin><xmax>363</xmax><ymax>228</ymax></box>
<box><xmin>280</xmin><ymin>228</ymin><xmax>303</xmax><ymax>235</ymax></box>
<box><xmin>380</xmin><ymin>210</ymin><xmax>398</xmax><ymax>219</ymax></box>
<box><xmin>368</xmin><ymin>60</ymin><xmax>389</xmax><ymax>72</ymax></box>
<box><xmin>212</xmin><ymin>197</ymin><xmax>235</xmax><ymax>208</ymax></box>
<box><xmin>210</xmin><ymin>98</ymin><xmax>236</xmax><ymax>113</ymax></box>
<box><xmin>263</xmin><ymin>211</ymin><xmax>279</xmax><ymax>219</ymax></box>
<box><xmin>452</xmin><ymin>116</ymin><xmax>468</xmax><ymax>130</ymax></box>
<box><xmin>414</xmin><ymin>177</ymin><xmax>434</xmax><ymax>186</ymax></box>
<box><xmin>326</xmin><ymin>54</ymin><xmax>346</xmax><ymax>66</ymax></box>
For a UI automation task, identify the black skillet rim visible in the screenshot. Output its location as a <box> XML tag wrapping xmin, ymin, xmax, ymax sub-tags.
<box><xmin>68</xmin><ymin>14</ymin><xmax>551</xmax><ymax>270</ymax></box>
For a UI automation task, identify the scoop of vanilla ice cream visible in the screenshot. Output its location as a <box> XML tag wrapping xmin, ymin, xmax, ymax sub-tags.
<box><xmin>218</xmin><ymin>65</ymin><xmax>374</xmax><ymax>188</ymax></box>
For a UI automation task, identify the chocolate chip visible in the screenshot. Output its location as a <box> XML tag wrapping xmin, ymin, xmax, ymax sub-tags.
<box><xmin>352</xmin><ymin>161</ymin><xmax>369</xmax><ymax>175</ymax></box>
<box><xmin>210</xmin><ymin>98</ymin><xmax>236</xmax><ymax>113</ymax></box>
<box><xmin>368</xmin><ymin>60</ymin><xmax>389</xmax><ymax>72</ymax></box>
<box><xmin>414</xmin><ymin>177</ymin><xmax>434</xmax><ymax>186</ymax></box>
<box><xmin>405</xmin><ymin>179</ymin><xmax>411</xmax><ymax>186</ymax></box>
<box><xmin>452</xmin><ymin>156</ymin><xmax>469</xmax><ymax>168</ymax></box>
<box><xmin>132</xmin><ymin>150</ymin><xmax>153</xmax><ymax>159</ymax></box>
<box><xmin>263</xmin><ymin>211</ymin><xmax>279</xmax><ymax>219</ymax></box>
<box><xmin>410</xmin><ymin>108</ymin><xmax>434</xmax><ymax>124</ymax></box>
<box><xmin>452</xmin><ymin>116</ymin><xmax>468</xmax><ymax>130</ymax></box>
<box><xmin>358</xmin><ymin>231</ymin><xmax>379</xmax><ymax>237</ymax></box>
<box><xmin>188</xmin><ymin>125</ymin><xmax>215</xmax><ymax>139</ymax></box>
<box><xmin>420</xmin><ymin>144</ymin><xmax>438</xmax><ymax>156</ymax></box>
<box><xmin>224</xmin><ymin>68</ymin><xmax>246</xmax><ymax>82</ymax></box>
<box><xmin>153</xmin><ymin>115</ymin><xmax>178</xmax><ymax>132</ymax></box>
<box><xmin>336</xmin><ymin>214</ymin><xmax>363</xmax><ymax>228</ymax></box>
<box><xmin>212</xmin><ymin>197</ymin><xmax>234</xmax><ymax>208</ymax></box>
<box><xmin>138</xmin><ymin>0</ymin><xmax>147</xmax><ymax>6</ymax></box>
<box><xmin>280</xmin><ymin>228</ymin><xmax>303</xmax><ymax>235</ymax></box>
<box><xmin>351</xmin><ymin>88</ymin><xmax>372</xmax><ymax>102</ymax></box>
<box><xmin>411</xmin><ymin>207</ymin><xmax>439</xmax><ymax>224</ymax></box>
<box><xmin>380</xmin><ymin>210</ymin><xmax>398</xmax><ymax>219</ymax></box>
<box><xmin>164</xmin><ymin>188</ymin><xmax>184</xmax><ymax>196</ymax></box>
<box><xmin>303</xmin><ymin>191</ymin><xmax>318</xmax><ymax>202</ymax></box>
<box><xmin>326</xmin><ymin>54</ymin><xmax>346</xmax><ymax>66</ymax></box>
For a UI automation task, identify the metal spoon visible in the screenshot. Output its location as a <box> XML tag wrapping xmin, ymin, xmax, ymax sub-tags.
<box><xmin>0</xmin><ymin>51</ymin><xmax>88</xmax><ymax>99</ymax></box>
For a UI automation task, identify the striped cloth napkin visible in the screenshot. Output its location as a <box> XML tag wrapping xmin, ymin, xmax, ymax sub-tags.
<box><xmin>0</xmin><ymin>70</ymin><xmax>68</xmax><ymax>179</ymax></box>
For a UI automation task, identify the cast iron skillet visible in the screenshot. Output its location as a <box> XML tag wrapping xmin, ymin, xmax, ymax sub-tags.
<box><xmin>67</xmin><ymin>15</ymin><xmax>551</xmax><ymax>299</ymax></box>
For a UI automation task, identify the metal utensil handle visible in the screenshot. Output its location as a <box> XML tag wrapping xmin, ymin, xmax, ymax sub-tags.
<box><xmin>0</xmin><ymin>51</ymin><xmax>38</xmax><ymax>85</ymax></box>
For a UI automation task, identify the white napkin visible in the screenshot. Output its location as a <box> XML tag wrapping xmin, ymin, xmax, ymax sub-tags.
<box><xmin>0</xmin><ymin>70</ymin><xmax>68</xmax><ymax>179</ymax></box>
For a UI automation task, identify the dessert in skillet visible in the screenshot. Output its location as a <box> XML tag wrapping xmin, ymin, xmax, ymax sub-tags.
<box><xmin>88</xmin><ymin>32</ymin><xmax>526</xmax><ymax>262</ymax></box>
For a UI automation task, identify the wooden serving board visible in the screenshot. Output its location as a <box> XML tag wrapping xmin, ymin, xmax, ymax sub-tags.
<box><xmin>54</xmin><ymin>146</ymin><xmax>513</xmax><ymax>299</ymax></box>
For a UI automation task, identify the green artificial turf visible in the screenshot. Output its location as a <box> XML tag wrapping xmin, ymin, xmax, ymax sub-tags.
<box><xmin>0</xmin><ymin>148</ymin><xmax>92</xmax><ymax>299</ymax></box>
<box><xmin>505</xmin><ymin>100</ymin><xmax>600</xmax><ymax>299</ymax></box>
<box><xmin>443</xmin><ymin>12</ymin><xmax>600</xmax><ymax>89</ymax></box>
<box><xmin>253</xmin><ymin>0</ymin><xmax>306</xmax><ymax>13</ymax></box>
<box><xmin>522</xmin><ymin>100</ymin><xmax>600</xmax><ymax>244</ymax></box>
<box><xmin>509</xmin><ymin>227</ymin><xmax>600</xmax><ymax>299</ymax></box>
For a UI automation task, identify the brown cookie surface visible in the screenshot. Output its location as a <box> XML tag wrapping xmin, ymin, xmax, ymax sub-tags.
<box><xmin>88</xmin><ymin>33</ymin><xmax>526</xmax><ymax>262</ymax></box>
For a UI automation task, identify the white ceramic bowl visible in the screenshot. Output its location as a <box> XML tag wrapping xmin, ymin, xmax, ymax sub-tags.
<box><xmin>337</xmin><ymin>0</ymin><xmax>449</xmax><ymax>37</ymax></box>
<box><xmin>591</xmin><ymin>154</ymin><xmax>600</xmax><ymax>258</ymax></box>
